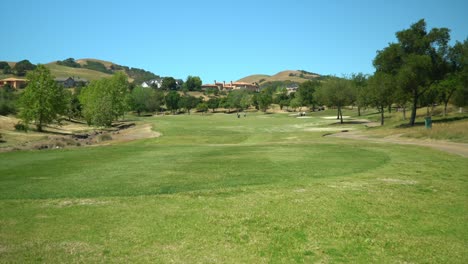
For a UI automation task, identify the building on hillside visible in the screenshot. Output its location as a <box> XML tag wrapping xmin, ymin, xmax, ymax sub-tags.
<box><xmin>55</xmin><ymin>77</ymin><xmax>88</xmax><ymax>88</ymax></box>
<box><xmin>201</xmin><ymin>80</ymin><xmax>259</xmax><ymax>92</ymax></box>
<box><xmin>142</xmin><ymin>78</ymin><xmax>184</xmax><ymax>90</ymax></box>
<box><xmin>0</xmin><ymin>77</ymin><xmax>28</xmax><ymax>89</ymax></box>
<box><xmin>286</xmin><ymin>83</ymin><xmax>299</xmax><ymax>93</ymax></box>
<box><xmin>142</xmin><ymin>78</ymin><xmax>163</xmax><ymax>88</ymax></box>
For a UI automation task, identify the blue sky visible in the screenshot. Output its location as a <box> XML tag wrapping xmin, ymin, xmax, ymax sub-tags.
<box><xmin>1</xmin><ymin>0</ymin><xmax>467</xmax><ymax>83</ymax></box>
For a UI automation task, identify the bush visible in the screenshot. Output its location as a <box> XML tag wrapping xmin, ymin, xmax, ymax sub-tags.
<box><xmin>14</xmin><ymin>122</ymin><xmax>28</xmax><ymax>132</ymax></box>
<box><xmin>82</xmin><ymin>60</ymin><xmax>112</xmax><ymax>74</ymax></box>
<box><xmin>56</xmin><ymin>58</ymin><xmax>81</xmax><ymax>68</ymax></box>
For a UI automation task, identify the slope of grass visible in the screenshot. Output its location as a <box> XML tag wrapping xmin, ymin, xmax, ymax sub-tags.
<box><xmin>0</xmin><ymin>112</ymin><xmax>467</xmax><ymax>262</ymax></box>
<box><xmin>45</xmin><ymin>63</ymin><xmax>112</xmax><ymax>81</ymax></box>
<box><xmin>356</xmin><ymin>106</ymin><xmax>468</xmax><ymax>143</ymax></box>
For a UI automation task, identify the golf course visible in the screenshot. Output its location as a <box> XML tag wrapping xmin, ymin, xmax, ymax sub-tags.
<box><xmin>1</xmin><ymin>110</ymin><xmax>466</xmax><ymax>263</ymax></box>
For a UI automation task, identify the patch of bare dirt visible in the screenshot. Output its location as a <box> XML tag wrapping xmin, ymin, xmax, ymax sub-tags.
<box><xmin>329</xmin><ymin>131</ymin><xmax>468</xmax><ymax>158</ymax></box>
<box><xmin>0</xmin><ymin>122</ymin><xmax>161</xmax><ymax>152</ymax></box>
<box><xmin>105</xmin><ymin>123</ymin><xmax>161</xmax><ymax>143</ymax></box>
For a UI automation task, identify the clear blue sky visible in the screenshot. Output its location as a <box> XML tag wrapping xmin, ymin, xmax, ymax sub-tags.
<box><xmin>1</xmin><ymin>0</ymin><xmax>467</xmax><ymax>83</ymax></box>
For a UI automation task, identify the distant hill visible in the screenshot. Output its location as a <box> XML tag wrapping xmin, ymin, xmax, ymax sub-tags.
<box><xmin>1</xmin><ymin>58</ymin><xmax>159</xmax><ymax>84</ymax></box>
<box><xmin>237</xmin><ymin>70</ymin><xmax>321</xmax><ymax>84</ymax></box>
<box><xmin>45</xmin><ymin>62</ymin><xmax>113</xmax><ymax>81</ymax></box>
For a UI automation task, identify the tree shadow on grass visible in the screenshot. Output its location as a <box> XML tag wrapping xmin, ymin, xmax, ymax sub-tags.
<box><xmin>395</xmin><ymin>115</ymin><xmax>468</xmax><ymax>128</ymax></box>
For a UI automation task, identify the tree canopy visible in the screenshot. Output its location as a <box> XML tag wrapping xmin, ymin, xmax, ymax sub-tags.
<box><xmin>184</xmin><ymin>76</ymin><xmax>202</xmax><ymax>91</ymax></box>
<box><xmin>80</xmin><ymin>72</ymin><xmax>129</xmax><ymax>126</ymax></box>
<box><xmin>373</xmin><ymin>19</ymin><xmax>451</xmax><ymax>126</ymax></box>
<box><xmin>19</xmin><ymin>65</ymin><xmax>67</xmax><ymax>131</ymax></box>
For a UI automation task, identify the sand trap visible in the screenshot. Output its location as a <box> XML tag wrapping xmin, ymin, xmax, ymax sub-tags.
<box><xmin>322</xmin><ymin>116</ymin><xmax>350</xmax><ymax>120</ymax></box>
<box><xmin>304</xmin><ymin>127</ymin><xmax>353</xmax><ymax>132</ymax></box>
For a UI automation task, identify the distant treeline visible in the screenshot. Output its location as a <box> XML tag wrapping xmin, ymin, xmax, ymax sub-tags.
<box><xmin>0</xmin><ymin>60</ymin><xmax>36</xmax><ymax>76</ymax></box>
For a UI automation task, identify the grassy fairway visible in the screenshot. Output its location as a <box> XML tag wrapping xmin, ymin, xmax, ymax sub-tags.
<box><xmin>0</xmin><ymin>113</ymin><xmax>467</xmax><ymax>263</ymax></box>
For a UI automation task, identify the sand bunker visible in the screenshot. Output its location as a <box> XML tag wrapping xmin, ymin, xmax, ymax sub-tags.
<box><xmin>321</xmin><ymin>116</ymin><xmax>351</xmax><ymax>120</ymax></box>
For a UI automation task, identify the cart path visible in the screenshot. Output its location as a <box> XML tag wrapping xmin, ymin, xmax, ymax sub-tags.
<box><xmin>329</xmin><ymin>131</ymin><xmax>468</xmax><ymax>158</ymax></box>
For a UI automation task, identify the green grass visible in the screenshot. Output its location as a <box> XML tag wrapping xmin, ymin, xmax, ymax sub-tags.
<box><xmin>0</xmin><ymin>112</ymin><xmax>467</xmax><ymax>263</ymax></box>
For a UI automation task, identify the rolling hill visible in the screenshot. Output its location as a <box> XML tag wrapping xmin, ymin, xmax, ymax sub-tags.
<box><xmin>45</xmin><ymin>62</ymin><xmax>113</xmax><ymax>81</ymax></box>
<box><xmin>0</xmin><ymin>58</ymin><xmax>159</xmax><ymax>83</ymax></box>
<box><xmin>237</xmin><ymin>70</ymin><xmax>321</xmax><ymax>84</ymax></box>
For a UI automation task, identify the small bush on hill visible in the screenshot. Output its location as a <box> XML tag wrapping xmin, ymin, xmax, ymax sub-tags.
<box><xmin>82</xmin><ymin>61</ymin><xmax>113</xmax><ymax>74</ymax></box>
<box><xmin>56</xmin><ymin>58</ymin><xmax>81</xmax><ymax>68</ymax></box>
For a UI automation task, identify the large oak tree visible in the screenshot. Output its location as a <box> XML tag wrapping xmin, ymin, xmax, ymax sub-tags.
<box><xmin>373</xmin><ymin>19</ymin><xmax>451</xmax><ymax>126</ymax></box>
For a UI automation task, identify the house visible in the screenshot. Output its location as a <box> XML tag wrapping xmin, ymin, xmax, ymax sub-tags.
<box><xmin>142</xmin><ymin>78</ymin><xmax>163</xmax><ymax>88</ymax></box>
<box><xmin>286</xmin><ymin>83</ymin><xmax>299</xmax><ymax>93</ymax></box>
<box><xmin>55</xmin><ymin>77</ymin><xmax>88</xmax><ymax>88</ymax></box>
<box><xmin>0</xmin><ymin>77</ymin><xmax>28</xmax><ymax>89</ymax></box>
<box><xmin>201</xmin><ymin>80</ymin><xmax>259</xmax><ymax>92</ymax></box>
<box><xmin>141</xmin><ymin>78</ymin><xmax>183</xmax><ymax>89</ymax></box>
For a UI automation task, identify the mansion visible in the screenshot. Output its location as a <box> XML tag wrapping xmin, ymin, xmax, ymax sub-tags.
<box><xmin>201</xmin><ymin>80</ymin><xmax>259</xmax><ymax>92</ymax></box>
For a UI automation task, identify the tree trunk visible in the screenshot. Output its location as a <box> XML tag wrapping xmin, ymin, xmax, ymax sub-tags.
<box><xmin>339</xmin><ymin>107</ymin><xmax>343</xmax><ymax>124</ymax></box>
<box><xmin>388</xmin><ymin>105</ymin><xmax>392</xmax><ymax>113</ymax></box>
<box><xmin>358</xmin><ymin>106</ymin><xmax>361</xmax><ymax>116</ymax></box>
<box><xmin>409</xmin><ymin>91</ymin><xmax>418</xmax><ymax>126</ymax></box>
<box><xmin>337</xmin><ymin>108</ymin><xmax>340</xmax><ymax>119</ymax></box>
<box><xmin>443</xmin><ymin>101</ymin><xmax>448</xmax><ymax>117</ymax></box>
<box><xmin>402</xmin><ymin>106</ymin><xmax>406</xmax><ymax>121</ymax></box>
<box><xmin>380</xmin><ymin>106</ymin><xmax>385</xmax><ymax>126</ymax></box>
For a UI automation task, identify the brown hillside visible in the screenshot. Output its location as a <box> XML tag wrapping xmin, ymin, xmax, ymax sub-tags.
<box><xmin>76</xmin><ymin>58</ymin><xmax>115</xmax><ymax>69</ymax></box>
<box><xmin>237</xmin><ymin>70</ymin><xmax>320</xmax><ymax>84</ymax></box>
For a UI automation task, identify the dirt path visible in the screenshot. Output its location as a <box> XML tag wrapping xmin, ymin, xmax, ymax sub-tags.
<box><xmin>329</xmin><ymin>131</ymin><xmax>468</xmax><ymax>158</ymax></box>
<box><xmin>109</xmin><ymin>124</ymin><xmax>161</xmax><ymax>143</ymax></box>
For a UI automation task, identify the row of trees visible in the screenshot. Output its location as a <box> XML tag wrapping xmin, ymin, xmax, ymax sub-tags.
<box><xmin>371</xmin><ymin>19</ymin><xmax>467</xmax><ymax>126</ymax></box>
<box><xmin>0</xmin><ymin>60</ymin><xmax>36</xmax><ymax>76</ymax></box>
<box><xmin>289</xmin><ymin>20</ymin><xmax>467</xmax><ymax>126</ymax></box>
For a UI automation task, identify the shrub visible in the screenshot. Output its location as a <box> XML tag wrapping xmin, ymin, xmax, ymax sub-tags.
<box><xmin>14</xmin><ymin>122</ymin><xmax>28</xmax><ymax>132</ymax></box>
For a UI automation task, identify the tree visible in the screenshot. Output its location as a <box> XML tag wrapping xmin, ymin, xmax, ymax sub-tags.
<box><xmin>366</xmin><ymin>72</ymin><xmax>395</xmax><ymax>125</ymax></box>
<box><xmin>274</xmin><ymin>88</ymin><xmax>289</xmax><ymax>110</ymax></box>
<box><xmin>258</xmin><ymin>91</ymin><xmax>272</xmax><ymax>112</ymax></box>
<box><xmin>147</xmin><ymin>90</ymin><xmax>165</xmax><ymax>113</ymax></box>
<box><xmin>351</xmin><ymin>73</ymin><xmax>369</xmax><ymax>116</ymax></box>
<box><xmin>65</xmin><ymin>88</ymin><xmax>82</xmax><ymax>121</ymax></box>
<box><xmin>297</xmin><ymin>80</ymin><xmax>320</xmax><ymax>110</ymax></box>
<box><xmin>444</xmin><ymin>39</ymin><xmax>468</xmax><ymax>112</ymax></box>
<box><xmin>161</xmin><ymin>77</ymin><xmax>177</xmax><ymax>90</ymax></box>
<box><xmin>13</xmin><ymin>60</ymin><xmax>36</xmax><ymax>76</ymax></box>
<box><xmin>165</xmin><ymin>91</ymin><xmax>180</xmax><ymax>114</ymax></box>
<box><xmin>130</xmin><ymin>86</ymin><xmax>152</xmax><ymax>116</ymax></box>
<box><xmin>80</xmin><ymin>72</ymin><xmax>129</xmax><ymax>126</ymax></box>
<box><xmin>226</xmin><ymin>90</ymin><xmax>250</xmax><ymax>112</ymax></box>
<box><xmin>179</xmin><ymin>94</ymin><xmax>199</xmax><ymax>114</ymax></box>
<box><xmin>2</xmin><ymin>64</ymin><xmax>12</xmax><ymax>74</ymax></box>
<box><xmin>240</xmin><ymin>93</ymin><xmax>253</xmax><ymax>110</ymax></box>
<box><xmin>315</xmin><ymin>78</ymin><xmax>354</xmax><ymax>124</ymax></box>
<box><xmin>56</xmin><ymin>58</ymin><xmax>81</xmax><ymax>68</ymax></box>
<box><xmin>373</xmin><ymin>19</ymin><xmax>451</xmax><ymax>126</ymax></box>
<box><xmin>184</xmin><ymin>76</ymin><xmax>202</xmax><ymax>91</ymax></box>
<box><xmin>197</xmin><ymin>102</ymin><xmax>208</xmax><ymax>114</ymax></box>
<box><xmin>18</xmin><ymin>65</ymin><xmax>67</xmax><ymax>131</ymax></box>
<box><xmin>0</xmin><ymin>61</ymin><xmax>9</xmax><ymax>70</ymax></box>
<box><xmin>207</xmin><ymin>97</ymin><xmax>220</xmax><ymax>112</ymax></box>
<box><xmin>0</xmin><ymin>84</ymin><xmax>18</xmax><ymax>115</ymax></box>
<box><xmin>289</xmin><ymin>97</ymin><xmax>301</xmax><ymax>112</ymax></box>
